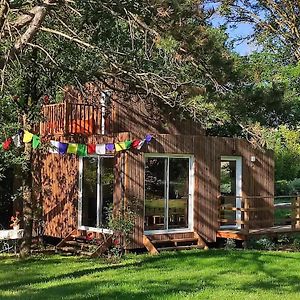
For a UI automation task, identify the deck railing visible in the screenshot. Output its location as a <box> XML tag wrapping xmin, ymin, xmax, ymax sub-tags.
<box><xmin>40</xmin><ymin>102</ymin><xmax>103</xmax><ymax>135</ymax></box>
<box><xmin>218</xmin><ymin>195</ymin><xmax>300</xmax><ymax>233</ymax></box>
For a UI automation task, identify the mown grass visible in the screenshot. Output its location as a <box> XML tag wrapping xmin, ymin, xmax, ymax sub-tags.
<box><xmin>1</xmin><ymin>249</ymin><xmax>300</xmax><ymax>300</ymax></box>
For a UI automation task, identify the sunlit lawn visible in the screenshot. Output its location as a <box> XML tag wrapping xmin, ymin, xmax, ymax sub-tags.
<box><xmin>1</xmin><ymin>249</ymin><xmax>300</xmax><ymax>299</ymax></box>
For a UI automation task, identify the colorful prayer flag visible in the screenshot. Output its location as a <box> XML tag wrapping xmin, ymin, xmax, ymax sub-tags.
<box><xmin>87</xmin><ymin>144</ymin><xmax>96</xmax><ymax>155</ymax></box>
<box><xmin>58</xmin><ymin>142</ymin><xmax>68</xmax><ymax>154</ymax></box>
<box><xmin>12</xmin><ymin>134</ymin><xmax>21</xmax><ymax>148</ymax></box>
<box><xmin>145</xmin><ymin>134</ymin><xmax>152</xmax><ymax>143</ymax></box>
<box><xmin>67</xmin><ymin>143</ymin><xmax>78</xmax><ymax>154</ymax></box>
<box><xmin>77</xmin><ymin>144</ymin><xmax>87</xmax><ymax>156</ymax></box>
<box><xmin>132</xmin><ymin>139</ymin><xmax>141</xmax><ymax>149</ymax></box>
<box><xmin>124</xmin><ymin>140</ymin><xmax>132</xmax><ymax>149</ymax></box>
<box><xmin>115</xmin><ymin>142</ymin><xmax>126</xmax><ymax>152</ymax></box>
<box><xmin>136</xmin><ymin>139</ymin><xmax>145</xmax><ymax>150</ymax></box>
<box><xmin>3</xmin><ymin>138</ymin><xmax>12</xmax><ymax>151</ymax></box>
<box><xmin>32</xmin><ymin>135</ymin><xmax>41</xmax><ymax>149</ymax></box>
<box><xmin>95</xmin><ymin>144</ymin><xmax>105</xmax><ymax>155</ymax></box>
<box><xmin>23</xmin><ymin>130</ymin><xmax>33</xmax><ymax>143</ymax></box>
<box><xmin>49</xmin><ymin>140</ymin><xmax>60</xmax><ymax>154</ymax></box>
<box><xmin>105</xmin><ymin>143</ymin><xmax>115</xmax><ymax>152</ymax></box>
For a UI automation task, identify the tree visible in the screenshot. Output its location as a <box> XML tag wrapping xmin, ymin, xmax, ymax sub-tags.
<box><xmin>206</xmin><ymin>0</ymin><xmax>300</xmax><ymax>63</ymax></box>
<box><xmin>1</xmin><ymin>0</ymin><xmax>240</xmax><ymax>257</ymax></box>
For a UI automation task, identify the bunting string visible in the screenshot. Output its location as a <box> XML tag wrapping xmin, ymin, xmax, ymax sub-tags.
<box><xmin>0</xmin><ymin>129</ymin><xmax>153</xmax><ymax>157</ymax></box>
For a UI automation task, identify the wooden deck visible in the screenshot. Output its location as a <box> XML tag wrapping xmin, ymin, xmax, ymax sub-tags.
<box><xmin>217</xmin><ymin>195</ymin><xmax>300</xmax><ymax>240</ymax></box>
<box><xmin>217</xmin><ymin>226</ymin><xmax>300</xmax><ymax>240</ymax></box>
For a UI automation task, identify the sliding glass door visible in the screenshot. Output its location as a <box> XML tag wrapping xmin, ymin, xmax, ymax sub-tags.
<box><xmin>144</xmin><ymin>156</ymin><xmax>192</xmax><ymax>232</ymax></box>
<box><xmin>79</xmin><ymin>156</ymin><xmax>114</xmax><ymax>230</ymax></box>
<box><xmin>220</xmin><ymin>156</ymin><xmax>242</xmax><ymax>228</ymax></box>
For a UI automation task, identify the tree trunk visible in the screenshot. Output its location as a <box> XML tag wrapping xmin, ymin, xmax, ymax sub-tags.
<box><xmin>19</xmin><ymin>123</ymin><xmax>33</xmax><ymax>258</ymax></box>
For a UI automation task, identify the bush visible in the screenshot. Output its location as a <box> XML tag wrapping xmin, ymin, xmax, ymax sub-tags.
<box><xmin>224</xmin><ymin>238</ymin><xmax>236</xmax><ymax>250</ymax></box>
<box><xmin>275</xmin><ymin>180</ymin><xmax>292</xmax><ymax>195</ymax></box>
<box><xmin>246</xmin><ymin>237</ymin><xmax>275</xmax><ymax>250</ymax></box>
<box><xmin>289</xmin><ymin>178</ymin><xmax>300</xmax><ymax>194</ymax></box>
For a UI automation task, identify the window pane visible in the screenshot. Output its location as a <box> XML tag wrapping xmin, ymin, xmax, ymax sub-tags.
<box><xmin>101</xmin><ymin>157</ymin><xmax>114</xmax><ymax>228</ymax></box>
<box><xmin>220</xmin><ymin>160</ymin><xmax>237</xmax><ymax>225</ymax></box>
<box><xmin>168</xmin><ymin>158</ymin><xmax>189</xmax><ymax>229</ymax></box>
<box><xmin>82</xmin><ymin>157</ymin><xmax>98</xmax><ymax>227</ymax></box>
<box><xmin>145</xmin><ymin>157</ymin><xmax>166</xmax><ymax>231</ymax></box>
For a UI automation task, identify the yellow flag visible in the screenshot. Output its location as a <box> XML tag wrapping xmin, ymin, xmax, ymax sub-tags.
<box><xmin>67</xmin><ymin>143</ymin><xmax>78</xmax><ymax>154</ymax></box>
<box><xmin>115</xmin><ymin>142</ymin><xmax>126</xmax><ymax>152</ymax></box>
<box><xmin>23</xmin><ymin>130</ymin><xmax>34</xmax><ymax>143</ymax></box>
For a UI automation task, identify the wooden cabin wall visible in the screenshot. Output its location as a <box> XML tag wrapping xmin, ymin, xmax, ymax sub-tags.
<box><xmin>125</xmin><ymin>134</ymin><xmax>274</xmax><ymax>249</ymax></box>
<box><xmin>63</xmin><ymin>81</ymin><xmax>204</xmax><ymax>137</ymax></box>
<box><xmin>38</xmin><ymin>133</ymin><xmax>128</xmax><ymax>238</ymax></box>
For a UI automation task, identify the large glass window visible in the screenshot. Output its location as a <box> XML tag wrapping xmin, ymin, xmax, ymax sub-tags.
<box><xmin>145</xmin><ymin>156</ymin><xmax>191</xmax><ymax>231</ymax></box>
<box><xmin>80</xmin><ymin>157</ymin><xmax>114</xmax><ymax>229</ymax></box>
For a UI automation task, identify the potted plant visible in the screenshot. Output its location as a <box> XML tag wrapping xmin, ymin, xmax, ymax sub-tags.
<box><xmin>10</xmin><ymin>212</ymin><xmax>20</xmax><ymax>230</ymax></box>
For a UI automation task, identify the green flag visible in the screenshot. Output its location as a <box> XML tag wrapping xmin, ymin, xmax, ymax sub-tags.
<box><xmin>77</xmin><ymin>144</ymin><xmax>87</xmax><ymax>156</ymax></box>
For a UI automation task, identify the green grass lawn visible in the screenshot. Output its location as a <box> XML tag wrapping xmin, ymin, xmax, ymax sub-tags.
<box><xmin>1</xmin><ymin>249</ymin><xmax>300</xmax><ymax>300</ymax></box>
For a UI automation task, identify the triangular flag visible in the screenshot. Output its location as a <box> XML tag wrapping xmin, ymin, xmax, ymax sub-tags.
<box><xmin>124</xmin><ymin>140</ymin><xmax>132</xmax><ymax>149</ymax></box>
<box><xmin>105</xmin><ymin>143</ymin><xmax>115</xmax><ymax>153</ymax></box>
<box><xmin>12</xmin><ymin>134</ymin><xmax>21</xmax><ymax>148</ymax></box>
<box><xmin>115</xmin><ymin>142</ymin><xmax>126</xmax><ymax>152</ymax></box>
<box><xmin>87</xmin><ymin>144</ymin><xmax>96</xmax><ymax>155</ymax></box>
<box><xmin>3</xmin><ymin>138</ymin><xmax>12</xmax><ymax>151</ymax></box>
<box><xmin>58</xmin><ymin>142</ymin><xmax>68</xmax><ymax>154</ymax></box>
<box><xmin>77</xmin><ymin>144</ymin><xmax>87</xmax><ymax>156</ymax></box>
<box><xmin>95</xmin><ymin>144</ymin><xmax>105</xmax><ymax>154</ymax></box>
<box><xmin>49</xmin><ymin>140</ymin><xmax>59</xmax><ymax>154</ymax></box>
<box><xmin>23</xmin><ymin>130</ymin><xmax>33</xmax><ymax>143</ymax></box>
<box><xmin>145</xmin><ymin>134</ymin><xmax>152</xmax><ymax>143</ymax></box>
<box><xmin>67</xmin><ymin>143</ymin><xmax>78</xmax><ymax>154</ymax></box>
<box><xmin>32</xmin><ymin>135</ymin><xmax>41</xmax><ymax>149</ymax></box>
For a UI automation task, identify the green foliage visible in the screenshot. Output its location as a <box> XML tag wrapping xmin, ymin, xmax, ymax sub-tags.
<box><xmin>247</xmin><ymin>237</ymin><xmax>276</xmax><ymax>251</ymax></box>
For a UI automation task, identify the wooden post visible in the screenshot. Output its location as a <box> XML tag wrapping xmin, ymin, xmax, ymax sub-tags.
<box><xmin>244</xmin><ymin>197</ymin><xmax>249</xmax><ymax>234</ymax></box>
<box><xmin>64</xmin><ymin>102</ymin><xmax>69</xmax><ymax>134</ymax></box>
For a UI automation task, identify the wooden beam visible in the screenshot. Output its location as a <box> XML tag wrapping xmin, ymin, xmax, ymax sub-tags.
<box><xmin>143</xmin><ymin>235</ymin><xmax>159</xmax><ymax>255</ymax></box>
<box><xmin>90</xmin><ymin>235</ymin><xmax>112</xmax><ymax>258</ymax></box>
<box><xmin>194</xmin><ymin>231</ymin><xmax>208</xmax><ymax>249</ymax></box>
<box><xmin>56</xmin><ymin>228</ymin><xmax>77</xmax><ymax>248</ymax></box>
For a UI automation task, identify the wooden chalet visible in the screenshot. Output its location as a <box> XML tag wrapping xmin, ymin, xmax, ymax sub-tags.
<box><xmin>35</xmin><ymin>82</ymin><xmax>300</xmax><ymax>255</ymax></box>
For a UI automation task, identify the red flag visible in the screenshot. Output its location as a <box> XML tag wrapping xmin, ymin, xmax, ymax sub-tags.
<box><xmin>132</xmin><ymin>139</ymin><xmax>141</xmax><ymax>149</ymax></box>
<box><xmin>3</xmin><ymin>138</ymin><xmax>12</xmax><ymax>150</ymax></box>
<box><xmin>87</xmin><ymin>144</ymin><xmax>96</xmax><ymax>155</ymax></box>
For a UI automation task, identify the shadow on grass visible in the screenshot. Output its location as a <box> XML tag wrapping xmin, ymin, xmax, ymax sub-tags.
<box><xmin>1</xmin><ymin>250</ymin><xmax>300</xmax><ymax>299</ymax></box>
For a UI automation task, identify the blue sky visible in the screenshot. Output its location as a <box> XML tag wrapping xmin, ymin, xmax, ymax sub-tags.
<box><xmin>211</xmin><ymin>15</ymin><xmax>256</xmax><ymax>55</ymax></box>
<box><xmin>207</xmin><ymin>2</ymin><xmax>258</xmax><ymax>55</ymax></box>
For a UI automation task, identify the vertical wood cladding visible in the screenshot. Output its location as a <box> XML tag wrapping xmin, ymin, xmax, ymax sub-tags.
<box><xmin>41</xmin><ymin>134</ymin><xmax>127</xmax><ymax>238</ymax></box>
<box><xmin>39</xmin><ymin>133</ymin><xmax>274</xmax><ymax>246</ymax></box>
<box><xmin>124</xmin><ymin>135</ymin><xmax>274</xmax><ymax>248</ymax></box>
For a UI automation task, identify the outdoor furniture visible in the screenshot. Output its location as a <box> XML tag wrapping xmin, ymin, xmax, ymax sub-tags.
<box><xmin>0</xmin><ymin>229</ymin><xmax>24</xmax><ymax>254</ymax></box>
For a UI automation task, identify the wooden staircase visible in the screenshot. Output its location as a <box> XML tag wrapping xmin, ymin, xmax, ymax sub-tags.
<box><xmin>143</xmin><ymin>232</ymin><xmax>207</xmax><ymax>254</ymax></box>
<box><xmin>56</xmin><ymin>229</ymin><xmax>112</xmax><ymax>257</ymax></box>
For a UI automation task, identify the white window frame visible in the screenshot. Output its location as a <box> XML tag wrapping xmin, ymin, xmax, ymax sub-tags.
<box><xmin>220</xmin><ymin>156</ymin><xmax>242</xmax><ymax>229</ymax></box>
<box><xmin>78</xmin><ymin>156</ymin><xmax>114</xmax><ymax>234</ymax></box>
<box><xmin>144</xmin><ymin>154</ymin><xmax>194</xmax><ymax>235</ymax></box>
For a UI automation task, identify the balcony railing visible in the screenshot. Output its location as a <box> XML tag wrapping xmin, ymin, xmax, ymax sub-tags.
<box><xmin>40</xmin><ymin>102</ymin><xmax>104</xmax><ymax>135</ymax></box>
<box><xmin>218</xmin><ymin>195</ymin><xmax>300</xmax><ymax>233</ymax></box>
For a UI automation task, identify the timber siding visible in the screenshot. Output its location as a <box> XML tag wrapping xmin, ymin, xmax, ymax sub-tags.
<box><xmin>124</xmin><ymin>134</ymin><xmax>274</xmax><ymax>249</ymax></box>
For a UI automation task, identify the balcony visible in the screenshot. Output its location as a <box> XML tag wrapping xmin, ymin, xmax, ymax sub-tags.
<box><xmin>40</xmin><ymin>102</ymin><xmax>106</xmax><ymax>135</ymax></box>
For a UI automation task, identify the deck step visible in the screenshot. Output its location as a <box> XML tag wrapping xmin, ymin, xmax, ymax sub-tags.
<box><xmin>152</xmin><ymin>238</ymin><xmax>198</xmax><ymax>244</ymax></box>
<box><xmin>159</xmin><ymin>245</ymin><xmax>204</xmax><ymax>252</ymax></box>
